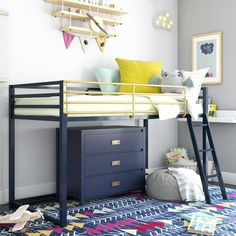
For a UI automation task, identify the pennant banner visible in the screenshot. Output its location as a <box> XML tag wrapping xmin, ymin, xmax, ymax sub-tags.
<box><xmin>62</xmin><ymin>31</ymin><xmax>75</xmax><ymax>49</ymax></box>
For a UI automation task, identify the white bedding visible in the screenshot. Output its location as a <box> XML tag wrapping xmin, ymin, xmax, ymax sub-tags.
<box><xmin>14</xmin><ymin>94</ymin><xmax>202</xmax><ymax>120</ymax></box>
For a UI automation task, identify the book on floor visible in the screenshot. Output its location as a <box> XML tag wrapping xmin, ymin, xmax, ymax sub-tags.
<box><xmin>187</xmin><ymin>214</ymin><xmax>217</xmax><ymax>236</ymax></box>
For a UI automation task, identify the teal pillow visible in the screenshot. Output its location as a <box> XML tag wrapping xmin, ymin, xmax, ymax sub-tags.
<box><xmin>95</xmin><ymin>67</ymin><xmax>120</xmax><ymax>93</ymax></box>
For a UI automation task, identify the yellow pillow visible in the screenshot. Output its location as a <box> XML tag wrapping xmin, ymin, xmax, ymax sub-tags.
<box><xmin>115</xmin><ymin>58</ymin><xmax>163</xmax><ymax>93</ymax></box>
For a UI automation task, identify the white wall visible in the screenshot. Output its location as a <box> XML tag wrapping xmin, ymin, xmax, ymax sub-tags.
<box><xmin>0</xmin><ymin>0</ymin><xmax>178</xmax><ymax>204</ymax></box>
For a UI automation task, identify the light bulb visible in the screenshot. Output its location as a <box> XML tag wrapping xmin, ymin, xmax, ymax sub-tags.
<box><xmin>158</xmin><ymin>15</ymin><xmax>162</xmax><ymax>20</ymax></box>
<box><xmin>170</xmin><ymin>21</ymin><xmax>174</xmax><ymax>25</ymax></box>
<box><xmin>163</xmin><ymin>17</ymin><xmax>166</xmax><ymax>21</ymax></box>
<box><xmin>162</xmin><ymin>22</ymin><xmax>166</xmax><ymax>27</ymax></box>
<box><xmin>156</xmin><ymin>20</ymin><xmax>160</xmax><ymax>26</ymax></box>
<box><xmin>165</xmin><ymin>13</ymin><xmax>169</xmax><ymax>18</ymax></box>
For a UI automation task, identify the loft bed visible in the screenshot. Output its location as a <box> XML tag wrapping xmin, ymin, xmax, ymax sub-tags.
<box><xmin>9</xmin><ymin>80</ymin><xmax>227</xmax><ymax>227</ymax></box>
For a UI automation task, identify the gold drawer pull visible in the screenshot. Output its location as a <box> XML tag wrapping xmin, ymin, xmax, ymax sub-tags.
<box><xmin>112</xmin><ymin>160</ymin><xmax>121</xmax><ymax>167</ymax></box>
<box><xmin>112</xmin><ymin>181</ymin><xmax>121</xmax><ymax>187</ymax></box>
<box><xmin>111</xmin><ymin>139</ymin><xmax>121</xmax><ymax>145</ymax></box>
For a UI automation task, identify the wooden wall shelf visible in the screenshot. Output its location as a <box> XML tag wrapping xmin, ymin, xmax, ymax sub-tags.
<box><xmin>61</xmin><ymin>25</ymin><xmax>116</xmax><ymax>37</ymax></box>
<box><xmin>0</xmin><ymin>10</ymin><xmax>8</xmax><ymax>16</ymax></box>
<box><xmin>46</xmin><ymin>0</ymin><xmax>125</xmax><ymax>47</ymax></box>
<box><xmin>53</xmin><ymin>10</ymin><xmax>123</xmax><ymax>26</ymax></box>
<box><xmin>45</xmin><ymin>0</ymin><xmax>127</xmax><ymax>15</ymax></box>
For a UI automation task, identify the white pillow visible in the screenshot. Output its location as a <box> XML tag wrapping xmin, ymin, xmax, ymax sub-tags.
<box><xmin>182</xmin><ymin>68</ymin><xmax>209</xmax><ymax>104</ymax></box>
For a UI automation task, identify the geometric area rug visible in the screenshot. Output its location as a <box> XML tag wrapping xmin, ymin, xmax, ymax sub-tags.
<box><xmin>1</xmin><ymin>186</ymin><xmax>236</xmax><ymax>235</ymax></box>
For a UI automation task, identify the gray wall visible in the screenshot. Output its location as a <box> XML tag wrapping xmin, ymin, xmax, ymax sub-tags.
<box><xmin>178</xmin><ymin>122</ymin><xmax>236</xmax><ymax>173</ymax></box>
<box><xmin>179</xmin><ymin>0</ymin><xmax>236</xmax><ymax>109</ymax></box>
<box><xmin>178</xmin><ymin>0</ymin><xmax>236</xmax><ymax>175</ymax></box>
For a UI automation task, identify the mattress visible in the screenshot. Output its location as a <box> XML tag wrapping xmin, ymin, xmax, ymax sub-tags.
<box><xmin>14</xmin><ymin>94</ymin><xmax>187</xmax><ymax>117</ymax></box>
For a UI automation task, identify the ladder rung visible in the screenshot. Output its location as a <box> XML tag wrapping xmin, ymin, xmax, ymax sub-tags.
<box><xmin>199</xmin><ymin>148</ymin><xmax>214</xmax><ymax>153</ymax></box>
<box><xmin>193</xmin><ymin>124</ymin><xmax>208</xmax><ymax>127</ymax></box>
<box><xmin>207</xmin><ymin>174</ymin><xmax>219</xmax><ymax>178</ymax></box>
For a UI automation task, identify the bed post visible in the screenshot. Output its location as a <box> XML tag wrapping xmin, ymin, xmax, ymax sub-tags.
<box><xmin>144</xmin><ymin>119</ymin><xmax>148</xmax><ymax>168</ymax></box>
<box><xmin>9</xmin><ymin>85</ymin><xmax>15</xmax><ymax>206</ymax></box>
<box><xmin>58</xmin><ymin>81</ymin><xmax>68</xmax><ymax>227</ymax></box>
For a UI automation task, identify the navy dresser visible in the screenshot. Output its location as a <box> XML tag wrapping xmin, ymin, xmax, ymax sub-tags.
<box><xmin>67</xmin><ymin>126</ymin><xmax>146</xmax><ymax>204</ymax></box>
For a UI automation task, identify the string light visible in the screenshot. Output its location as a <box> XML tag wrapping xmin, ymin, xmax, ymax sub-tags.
<box><xmin>152</xmin><ymin>11</ymin><xmax>174</xmax><ymax>31</ymax></box>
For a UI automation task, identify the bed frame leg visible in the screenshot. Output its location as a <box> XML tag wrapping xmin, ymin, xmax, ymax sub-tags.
<box><xmin>58</xmin><ymin>114</ymin><xmax>68</xmax><ymax>227</ymax></box>
<box><xmin>58</xmin><ymin>80</ymin><xmax>68</xmax><ymax>227</ymax></box>
<box><xmin>9</xmin><ymin>85</ymin><xmax>15</xmax><ymax>207</ymax></box>
<box><xmin>144</xmin><ymin>119</ymin><xmax>148</xmax><ymax>169</ymax></box>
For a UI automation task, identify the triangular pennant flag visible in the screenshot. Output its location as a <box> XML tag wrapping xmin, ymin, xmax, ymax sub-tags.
<box><xmin>93</xmin><ymin>209</ymin><xmax>106</xmax><ymax>214</ymax></box>
<box><xmin>77</xmin><ymin>36</ymin><xmax>89</xmax><ymax>53</ymax></box>
<box><xmin>96</xmin><ymin>36</ymin><xmax>107</xmax><ymax>52</ymax></box>
<box><xmin>65</xmin><ymin>225</ymin><xmax>74</xmax><ymax>231</ymax></box>
<box><xmin>62</xmin><ymin>31</ymin><xmax>75</xmax><ymax>49</ymax></box>
<box><xmin>71</xmin><ymin>222</ymin><xmax>84</xmax><ymax>228</ymax></box>
<box><xmin>121</xmin><ymin>229</ymin><xmax>137</xmax><ymax>235</ymax></box>
<box><xmin>75</xmin><ymin>213</ymin><xmax>88</xmax><ymax>218</ymax></box>
<box><xmin>38</xmin><ymin>230</ymin><xmax>53</xmax><ymax>236</ymax></box>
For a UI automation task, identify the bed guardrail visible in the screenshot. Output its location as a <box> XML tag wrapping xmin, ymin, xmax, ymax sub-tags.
<box><xmin>63</xmin><ymin>80</ymin><xmax>187</xmax><ymax>118</ymax></box>
<box><xmin>10</xmin><ymin>80</ymin><xmax>188</xmax><ymax>119</ymax></box>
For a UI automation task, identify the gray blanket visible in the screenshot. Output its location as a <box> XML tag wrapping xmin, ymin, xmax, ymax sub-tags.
<box><xmin>168</xmin><ymin>167</ymin><xmax>205</xmax><ymax>202</ymax></box>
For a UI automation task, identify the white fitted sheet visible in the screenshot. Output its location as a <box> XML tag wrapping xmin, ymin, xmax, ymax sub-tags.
<box><xmin>14</xmin><ymin>94</ymin><xmax>188</xmax><ymax>117</ymax></box>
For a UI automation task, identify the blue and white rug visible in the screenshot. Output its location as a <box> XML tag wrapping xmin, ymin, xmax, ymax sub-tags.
<box><xmin>1</xmin><ymin>186</ymin><xmax>236</xmax><ymax>235</ymax></box>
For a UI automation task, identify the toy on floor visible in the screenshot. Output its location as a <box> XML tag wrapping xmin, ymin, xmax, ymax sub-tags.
<box><xmin>149</xmin><ymin>70</ymin><xmax>194</xmax><ymax>93</ymax></box>
<box><xmin>0</xmin><ymin>204</ymin><xmax>43</xmax><ymax>232</ymax></box>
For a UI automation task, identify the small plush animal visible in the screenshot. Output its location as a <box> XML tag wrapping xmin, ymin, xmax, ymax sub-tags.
<box><xmin>149</xmin><ymin>71</ymin><xmax>194</xmax><ymax>94</ymax></box>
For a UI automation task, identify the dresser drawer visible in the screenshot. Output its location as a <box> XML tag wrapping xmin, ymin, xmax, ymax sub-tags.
<box><xmin>85</xmin><ymin>152</ymin><xmax>144</xmax><ymax>176</ymax></box>
<box><xmin>85</xmin><ymin>170</ymin><xmax>145</xmax><ymax>199</ymax></box>
<box><xmin>84</xmin><ymin>129</ymin><xmax>144</xmax><ymax>154</ymax></box>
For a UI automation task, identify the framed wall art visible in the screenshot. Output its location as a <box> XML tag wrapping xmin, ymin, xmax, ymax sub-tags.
<box><xmin>192</xmin><ymin>32</ymin><xmax>222</xmax><ymax>85</ymax></box>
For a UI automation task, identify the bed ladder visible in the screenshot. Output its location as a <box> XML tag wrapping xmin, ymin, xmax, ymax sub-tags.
<box><xmin>186</xmin><ymin>88</ymin><xmax>227</xmax><ymax>204</ymax></box>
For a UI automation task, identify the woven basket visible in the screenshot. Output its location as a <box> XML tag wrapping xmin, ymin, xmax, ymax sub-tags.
<box><xmin>168</xmin><ymin>162</ymin><xmax>197</xmax><ymax>172</ymax></box>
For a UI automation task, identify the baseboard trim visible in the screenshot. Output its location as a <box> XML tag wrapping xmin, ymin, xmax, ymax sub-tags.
<box><xmin>1</xmin><ymin>182</ymin><xmax>56</xmax><ymax>205</ymax></box>
<box><xmin>0</xmin><ymin>190</ymin><xmax>4</xmax><ymax>205</ymax></box>
<box><xmin>213</xmin><ymin>171</ymin><xmax>236</xmax><ymax>186</ymax></box>
<box><xmin>221</xmin><ymin>172</ymin><xmax>236</xmax><ymax>186</ymax></box>
<box><xmin>0</xmin><ymin>172</ymin><xmax>234</xmax><ymax>205</ymax></box>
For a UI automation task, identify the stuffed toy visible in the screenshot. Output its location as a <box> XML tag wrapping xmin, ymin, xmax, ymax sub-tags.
<box><xmin>149</xmin><ymin>71</ymin><xmax>194</xmax><ymax>94</ymax></box>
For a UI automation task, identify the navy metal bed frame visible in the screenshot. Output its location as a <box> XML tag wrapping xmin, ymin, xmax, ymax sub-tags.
<box><xmin>9</xmin><ymin>81</ymin><xmax>227</xmax><ymax>227</ymax></box>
